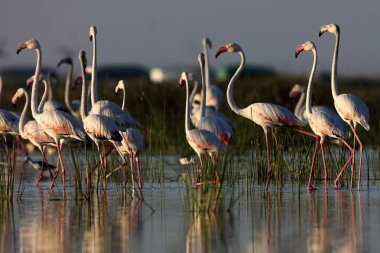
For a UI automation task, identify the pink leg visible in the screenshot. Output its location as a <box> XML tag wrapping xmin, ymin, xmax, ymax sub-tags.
<box><xmin>334</xmin><ymin>140</ymin><xmax>354</xmax><ymax>189</ymax></box>
<box><xmin>135</xmin><ymin>156</ymin><xmax>142</xmax><ymax>189</ymax></box>
<box><xmin>264</xmin><ymin>132</ymin><xmax>271</xmax><ymax>191</ymax></box>
<box><xmin>35</xmin><ymin>148</ymin><xmax>46</xmax><ymax>187</ymax></box>
<box><xmin>56</xmin><ymin>142</ymin><xmax>66</xmax><ymax>189</ymax></box>
<box><xmin>308</xmin><ymin>138</ymin><xmax>319</xmax><ymax>190</ymax></box>
<box><xmin>50</xmin><ymin>158</ymin><xmax>60</xmax><ymax>189</ymax></box>
<box><xmin>348</xmin><ymin>123</ymin><xmax>363</xmax><ymax>190</ymax></box>
<box><xmin>129</xmin><ymin>154</ymin><xmax>135</xmax><ymax>189</ymax></box>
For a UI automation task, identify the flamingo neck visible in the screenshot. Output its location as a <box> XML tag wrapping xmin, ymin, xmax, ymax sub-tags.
<box><xmin>79</xmin><ymin>60</ymin><xmax>88</xmax><ymax>120</ymax></box>
<box><xmin>64</xmin><ymin>63</ymin><xmax>75</xmax><ymax>113</ymax></box>
<box><xmin>199</xmin><ymin>61</ymin><xmax>206</xmax><ymax>119</ymax></box>
<box><xmin>121</xmin><ymin>85</ymin><xmax>126</xmax><ymax>112</ymax></box>
<box><xmin>305</xmin><ymin>48</ymin><xmax>318</xmax><ymax>116</ymax></box>
<box><xmin>203</xmin><ymin>40</ymin><xmax>211</xmax><ymax>90</ymax></box>
<box><xmin>19</xmin><ymin>90</ymin><xmax>29</xmax><ymax>138</ymax></box>
<box><xmin>31</xmin><ymin>48</ymin><xmax>42</xmax><ymax>119</ymax></box>
<box><xmin>226</xmin><ymin>51</ymin><xmax>245</xmax><ymax>115</ymax></box>
<box><xmin>184</xmin><ymin>78</ymin><xmax>191</xmax><ymax>135</ymax></box>
<box><xmin>38</xmin><ymin>80</ymin><xmax>49</xmax><ymax>113</ymax></box>
<box><xmin>47</xmin><ymin>73</ymin><xmax>53</xmax><ymax>101</ymax></box>
<box><xmin>294</xmin><ymin>92</ymin><xmax>306</xmax><ymax>119</ymax></box>
<box><xmin>331</xmin><ymin>32</ymin><xmax>340</xmax><ymax>100</ymax></box>
<box><xmin>90</xmin><ymin>34</ymin><xmax>98</xmax><ymax>106</ymax></box>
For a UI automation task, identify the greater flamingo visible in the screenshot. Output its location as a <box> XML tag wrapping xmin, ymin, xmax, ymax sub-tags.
<box><xmin>215</xmin><ymin>43</ymin><xmax>304</xmax><ymax>191</ymax></box>
<box><xmin>295</xmin><ymin>40</ymin><xmax>354</xmax><ymax>189</ymax></box>
<box><xmin>57</xmin><ymin>57</ymin><xmax>81</xmax><ymax>119</ymax></box>
<box><xmin>114</xmin><ymin>80</ymin><xmax>127</xmax><ymax>111</ymax></box>
<box><xmin>17</xmin><ymin>39</ymin><xmax>87</xmax><ymax>188</ymax></box>
<box><xmin>196</xmin><ymin>53</ymin><xmax>234</xmax><ymax>145</ymax></box>
<box><xmin>87</xmin><ymin>26</ymin><xmax>143</xmax><ymax>130</ymax></box>
<box><xmin>12</xmin><ymin>87</ymin><xmax>55</xmax><ymax>186</ymax></box>
<box><xmin>319</xmin><ymin>23</ymin><xmax>370</xmax><ymax>189</ymax></box>
<box><xmin>180</xmin><ymin>71</ymin><xmax>223</xmax><ymax>185</ymax></box>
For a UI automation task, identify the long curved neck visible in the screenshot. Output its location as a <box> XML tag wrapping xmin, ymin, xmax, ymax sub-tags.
<box><xmin>305</xmin><ymin>48</ymin><xmax>318</xmax><ymax>116</ymax></box>
<box><xmin>227</xmin><ymin>51</ymin><xmax>245</xmax><ymax>115</ymax></box>
<box><xmin>331</xmin><ymin>32</ymin><xmax>340</xmax><ymax>100</ymax></box>
<box><xmin>47</xmin><ymin>73</ymin><xmax>53</xmax><ymax>101</ymax></box>
<box><xmin>31</xmin><ymin>48</ymin><xmax>42</xmax><ymax>118</ymax></box>
<box><xmin>294</xmin><ymin>92</ymin><xmax>305</xmax><ymax>118</ymax></box>
<box><xmin>184</xmin><ymin>79</ymin><xmax>191</xmax><ymax>135</ymax></box>
<box><xmin>121</xmin><ymin>86</ymin><xmax>126</xmax><ymax>111</ymax></box>
<box><xmin>199</xmin><ymin>63</ymin><xmax>206</xmax><ymax>118</ymax></box>
<box><xmin>79</xmin><ymin>62</ymin><xmax>88</xmax><ymax>120</ymax></box>
<box><xmin>38</xmin><ymin>80</ymin><xmax>49</xmax><ymax>112</ymax></box>
<box><xmin>19</xmin><ymin>90</ymin><xmax>29</xmax><ymax>137</ymax></box>
<box><xmin>90</xmin><ymin>34</ymin><xmax>98</xmax><ymax>106</ymax></box>
<box><xmin>64</xmin><ymin>64</ymin><xmax>75</xmax><ymax>113</ymax></box>
<box><xmin>202</xmin><ymin>40</ymin><xmax>211</xmax><ymax>90</ymax></box>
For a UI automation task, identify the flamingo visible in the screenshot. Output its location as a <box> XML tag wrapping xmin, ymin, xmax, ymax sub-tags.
<box><xmin>201</xmin><ymin>37</ymin><xmax>223</xmax><ymax>111</ymax></box>
<box><xmin>180</xmin><ymin>71</ymin><xmax>223</xmax><ymax>185</ymax></box>
<box><xmin>215</xmin><ymin>43</ymin><xmax>304</xmax><ymax>191</ymax></box>
<box><xmin>17</xmin><ymin>39</ymin><xmax>87</xmax><ymax>188</ymax></box>
<box><xmin>295</xmin><ymin>40</ymin><xmax>354</xmax><ymax>189</ymax></box>
<box><xmin>77</xmin><ymin>50</ymin><xmax>127</xmax><ymax>187</ymax></box>
<box><xmin>196</xmin><ymin>53</ymin><xmax>234</xmax><ymax>145</ymax></box>
<box><xmin>44</xmin><ymin>72</ymin><xmax>66</xmax><ymax>111</ymax></box>
<box><xmin>87</xmin><ymin>26</ymin><xmax>143</xmax><ymax>130</ymax></box>
<box><xmin>57</xmin><ymin>57</ymin><xmax>81</xmax><ymax>119</ymax></box>
<box><xmin>11</xmin><ymin>87</ymin><xmax>55</xmax><ymax>186</ymax></box>
<box><xmin>319</xmin><ymin>23</ymin><xmax>370</xmax><ymax>189</ymax></box>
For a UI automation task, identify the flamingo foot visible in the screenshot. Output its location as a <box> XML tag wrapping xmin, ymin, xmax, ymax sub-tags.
<box><xmin>334</xmin><ymin>180</ymin><xmax>339</xmax><ymax>189</ymax></box>
<box><xmin>307</xmin><ymin>184</ymin><xmax>317</xmax><ymax>191</ymax></box>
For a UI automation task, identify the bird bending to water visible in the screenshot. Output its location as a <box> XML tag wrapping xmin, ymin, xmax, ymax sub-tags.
<box><xmin>215</xmin><ymin>43</ymin><xmax>304</xmax><ymax>191</ymax></box>
<box><xmin>295</xmin><ymin>41</ymin><xmax>354</xmax><ymax>190</ymax></box>
<box><xmin>319</xmin><ymin>23</ymin><xmax>369</xmax><ymax>189</ymax></box>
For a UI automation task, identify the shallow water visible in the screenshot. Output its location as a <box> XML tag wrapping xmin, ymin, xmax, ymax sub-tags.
<box><xmin>1</xmin><ymin>154</ymin><xmax>380</xmax><ymax>253</ymax></box>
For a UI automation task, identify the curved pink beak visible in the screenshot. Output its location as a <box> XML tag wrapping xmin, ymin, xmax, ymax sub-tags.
<box><xmin>26</xmin><ymin>76</ymin><xmax>35</xmax><ymax>88</ymax></box>
<box><xmin>215</xmin><ymin>45</ymin><xmax>228</xmax><ymax>58</ymax></box>
<box><xmin>289</xmin><ymin>89</ymin><xmax>301</xmax><ymax>98</ymax></box>
<box><xmin>16</xmin><ymin>42</ymin><xmax>27</xmax><ymax>54</ymax></box>
<box><xmin>295</xmin><ymin>44</ymin><xmax>304</xmax><ymax>58</ymax></box>
<box><xmin>179</xmin><ymin>78</ymin><xmax>185</xmax><ymax>87</ymax></box>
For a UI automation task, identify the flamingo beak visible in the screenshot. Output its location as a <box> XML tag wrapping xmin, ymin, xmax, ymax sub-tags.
<box><xmin>206</xmin><ymin>38</ymin><xmax>212</xmax><ymax>48</ymax></box>
<box><xmin>289</xmin><ymin>90</ymin><xmax>301</xmax><ymax>98</ymax></box>
<box><xmin>26</xmin><ymin>76</ymin><xmax>34</xmax><ymax>88</ymax></box>
<box><xmin>179</xmin><ymin>78</ymin><xmax>185</xmax><ymax>88</ymax></box>
<box><xmin>215</xmin><ymin>45</ymin><xmax>228</xmax><ymax>59</ymax></box>
<box><xmin>89</xmin><ymin>34</ymin><xmax>93</xmax><ymax>41</ymax></box>
<box><xmin>115</xmin><ymin>89</ymin><xmax>120</xmax><ymax>97</ymax></box>
<box><xmin>16</xmin><ymin>42</ymin><xmax>27</xmax><ymax>54</ymax></box>
<box><xmin>295</xmin><ymin>45</ymin><xmax>304</xmax><ymax>58</ymax></box>
<box><xmin>319</xmin><ymin>25</ymin><xmax>328</xmax><ymax>37</ymax></box>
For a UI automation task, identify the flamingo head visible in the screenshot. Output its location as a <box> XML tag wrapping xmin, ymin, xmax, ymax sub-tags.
<box><xmin>57</xmin><ymin>57</ymin><xmax>73</xmax><ymax>67</ymax></box>
<box><xmin>11</xmin><ymin>88</ymin><xmax>25</xmax><ymax>105</ymax></box>
<box><xmin>89</xmin><ymin>26</ymin><xmax>97</xmax><ymax>41</ymax></box>
<box><xmin>115</xmin><ymin>80</ymin><xmax>127</xmax><ymax>95</ymax></box>
<box><xmin>215</xmin><ymin>43</ymin><xmax>242</xmax><ymax>58</ymax></box>
<box><xmin>179</xmin><ymin>72</ymin><xmax>188</xmax><ymax>88</ymax></box>
<box><xmin>295</xmin><ymin>41</ymin><xmax>315</xmax><ymax>58</ymax></box>
<box><xmin>16</xmin><ymin>39</ymin><xmax>40</xmax><ymax>54</ymax></box>
<box><xmin>289</xmin><ymin>84</ymin><xmax>306</xmax><ymax>98</ymax></box>
<box><xmin>198</xmin><ymin>53</ymin><xmax>205</xmax><ymax>68</ymax></box>
<box><xmin>203</xmin><ymin>37</ymin><xmax>212</xmax><ymax>48</ymax></box>
<box><xmin>319</xmin><ymin>23</ymin><xmax>339</xmax><ymax>37</ymax></box>
<box><xmin>26</xmin><ymin>74</ymin><xmax>44</xmax><ymax>88</ymax></box>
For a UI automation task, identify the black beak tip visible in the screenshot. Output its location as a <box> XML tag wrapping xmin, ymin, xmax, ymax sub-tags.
<box><xmin>318</xmin><ymin>31</ymin><xmax>323</xmax><ymax>37</ymax></box>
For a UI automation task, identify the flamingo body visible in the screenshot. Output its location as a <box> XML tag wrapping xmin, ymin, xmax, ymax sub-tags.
<box><xmin>334</xmin><ymin>94</ymin><xmax>369</xmax><ymax>130</ymax></box>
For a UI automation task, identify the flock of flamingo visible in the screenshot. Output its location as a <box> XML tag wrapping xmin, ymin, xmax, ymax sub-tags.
<box><xmin>0</xmin><ymin>23</ymin><xmax>370</xmax><ymax>193</ymax></box>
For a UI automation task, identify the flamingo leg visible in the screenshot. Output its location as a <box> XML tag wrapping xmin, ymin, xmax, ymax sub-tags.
<box><xmin>35</xmin><ymin>147</ymin><xmax>46</xmax><ymax>187</ymax></box>
<box><xmin>308</xmin><ymin>138</ymin><xmax>319</xmax><ymax>190</ymax></box>
<box><xmin>264</xmin><ymin>132</ymin><xmax>271</xmax><ymax>191</ymax></box>
<box><xmin>348</xmin><ymin>123</ymin><xmax>362</xmax><ymax>190</ymax></box>
<box><xmin>211</xmin><ymin>153</ymin><xmax>220</xmax><ymax>184</ymax></box>
<box><xmin>50</xmin><ymin>157</ymin><xmax>60</xmax><ymax>189</ymax></box>
<box><xmin>56</xmin><ymin>141</ymin><xmax>66</xmax><ymax>188</ymax></box>
<box><xmin>135</xmin><ymin>156</ymin><xmax>142</xmax><ymax>189</ymax></box>
<box><xmin>351</xmin><ymin>133</ymin><xmax>356</xmax><ymax>189</ymax></box>
<box><xmin>129</xmin><ymin>154</ymin><xmax>135</xmax><ymax>189</ymax></box>
<box><xmin>334</xmin><ymin>140</ymin><xmax>354</xmax><ymax>189</ymax></box>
